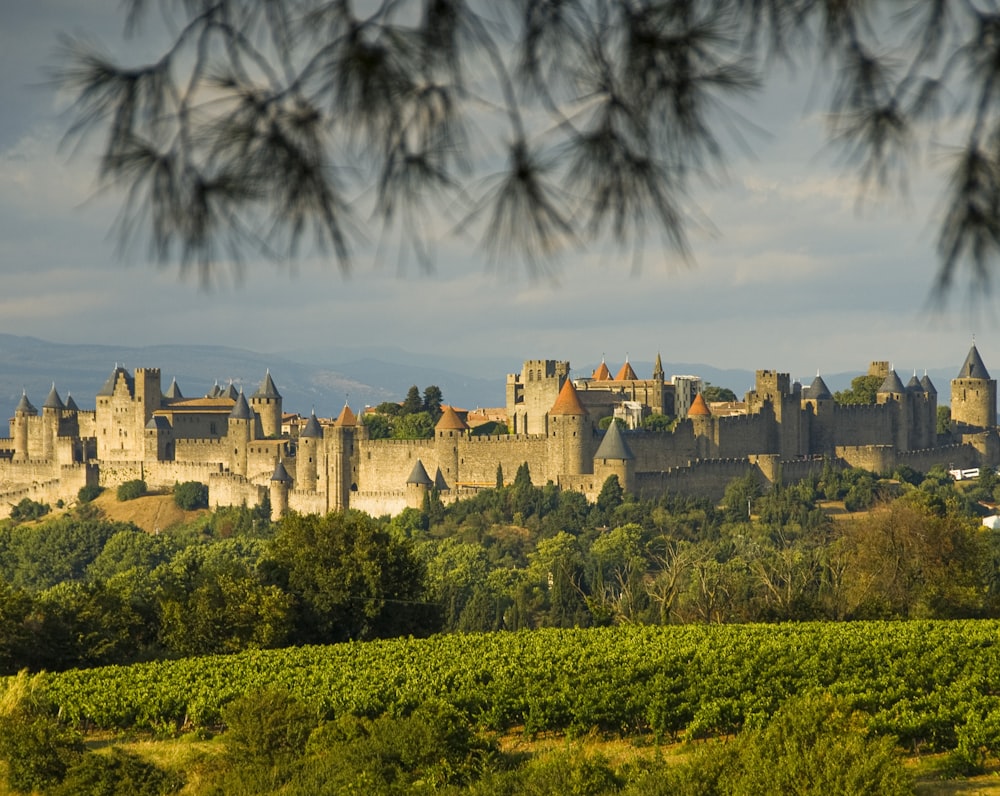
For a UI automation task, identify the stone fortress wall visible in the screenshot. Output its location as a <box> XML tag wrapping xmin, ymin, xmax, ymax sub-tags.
<box><xmin>0</xmin><ymin>345</ymin><xmax>996</xmax><ymax>520</ymax></box>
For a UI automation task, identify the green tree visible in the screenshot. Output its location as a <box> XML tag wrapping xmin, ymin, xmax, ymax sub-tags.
<box><xmin>266</xmin><ymin>512</ymin><xmax>434</xmax><ymax>643</ymax></box>
<box><xmin>392</xmin><ymin>411</ymin><xmax>435</xmax><ymax>439</ymax></box>
<box><xmin>116</xmin><ymin>479</ymin><xmax>147</xmax><ymax>501</ymax></box>
<box><xmin>937</xmin><ymin>405</ymin><xmax>952</xmax><ymax>436</ymax></box>
<box><xmin>402</xmin><ymin>385</ymin><xmax>423</xmax><ymax>415</ymax></box>
<box><xmin>702</xmin><ymin>384</ymin><xmax>738</xmax><ymax>403</ymax></box>
<box><xmin>55</xmin><ymin>1</ymin><xmax>1000</xmax><ymax>295</ymax></box>
<box><xmin>173</xmin><ymin>480</ymin><xmax>209</xmax><ymax>510</ymax></box>
<box><xmin>834</xmin><ymin>374</ymin><xmax>883</xmax><ymax>405</ymax></box>
<box><xmin>642</xmin><ymin>413</ymin><xmax>674</xmax><ymax>432</ymax></box>
<box><xmin>422</xmin><ymin>385</ymin><xmax>444</xmax><ymax>420</ymax></box>
<box><xmin>362</xmin><ymin>412</ymin><xmax>392</xmax><ymax>440</ymax></box>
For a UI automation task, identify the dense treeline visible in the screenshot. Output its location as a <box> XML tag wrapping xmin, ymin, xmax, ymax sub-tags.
<box><xmin>1</xmin><ymin>461</ymin><xmax>999</xmax><ymax>674</ymax></box>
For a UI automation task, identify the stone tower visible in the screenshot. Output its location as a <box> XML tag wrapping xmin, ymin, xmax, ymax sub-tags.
<box><xmin>593</xmin><ymin>419</ymin><xmax>635</xmax><ymax>493</ymax></box>
<box><xmin>12</xmin><ymin>391</ymin><xmax>36</xmax><ymax>461</ymax></box>
<box><xmin>548</xmin><ymin>378</ymin><xmax>589</xmax><ymax>478</ymax></box>
<box><xmin>329</xmin><ymin>403</ymin><xmax>357</xmax><ymax>511</ymax></box>
<box><xmin>228</xmin><ymin>391</ymin><xmax>253</xmax><ymax>477</ymax></box>
<box><xmin>435</xmin><ymin>406</ymin><xmax>468</xmax><ymax>488</ymax></box>
<box><xmin>269</xmin><ymin>460</ymin><xmax>292</xmax><ymax>521</ymax></box>
<box><xmin>250</xmin><ymin>370</ymin><xmax>282</xmax><ymax>439</ymax></box>
<box><xmin>802</xmin><ymin>374</ymin><xmax>834</xmax><ymax>456</ymax></box>
<box><xmin>406</xmin><ymin>459</ymin><xmax>433</xmax><ymax>509</ymax></box>
<box><xmin>41</xmin><ymin>383</ymin><xmax>64</xmax><ymax>462</ymax></box>
<box><xmin>877</xmin><ymin>369</ymin><xmax>909</xmax><ymax>451</ymax></box>
<box><xmin>506</xmin><ymin>359</ymin><xmax>570</xmax><ymax>435</ymax></box>
<box><xmin>687</xmin><ymin>391</ymin><xmax>714</xmax><ymax>459</ymax></box>
<box><xmin>297</xmin><ymin>411</ymin><xmax>322</xmax><ymax>492</ymax></box>
<box><xmin>951</xmin><ymin>343</ymin><xmax>997</xmax><ymax>433</ymax></box>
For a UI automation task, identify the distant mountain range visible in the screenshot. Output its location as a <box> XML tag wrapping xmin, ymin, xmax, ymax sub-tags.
<box><xmin>0</xmin><ymin>334</ymin><xmax>959</xmax><ymax>418</ymax></box>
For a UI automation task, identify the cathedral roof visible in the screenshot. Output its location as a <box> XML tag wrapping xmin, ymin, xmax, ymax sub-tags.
<box><xmin>688</xmin><ymin>393</ymin><xmax>711</xmax><ymax>417</ymax></box>
<box><xmin>43</xmin><ymin>383</ymin><xmax>64</xmax><ymax>410</ymax></box>
<box><xmin>164</xmin><ymin>378</ymin><xmax>183</xmax><ymax>400</ymax></box>
<box><xmin>97</xmin><ymin>366</ymin><xmax>132</xmax><ymax>397</ymax></box>
<box><xmin>878</xmin><ymin>370</ymin><xmax>906</xmax><ymax>395</ymax></box>
<box><xmin>15</xmin><ymin>391</ymin><xmax>36</xmax><ymax>415</ymax></box>
<box><xmin>229</xmin><ymin>391</ymin><xmax>252</xmax><ymax>420</ymax></box>
<box><xmin>436</xmin><ymin>405</ymin><xmax>468</xmax><ymax>431</ymax></box>
<box><xmin>270</xmin><ymin>461</ymin><xmax>293</xmax><ymax>483</ymax></box>
<box><xmin>252</xmin><ymin>369</ymin><xmax>281</xmax><ymax>399</ymax></box>
<box><xmin>807</xmin><ymin>374</ymin><xmax>832</xmax><ymax>400</ymax></box>
<box><xmin>921</xmin><ymin>372</ymin><xmax>937</xmax><ymax>395</ymax></box>
<box><xmin>300</xmin><ymin>412</ymin><xmax>323</xmax><ymax>438</ymax></box>
<box><xmin>958</xmin><ymin>344</ymin><xmax>991</xmax><ymax>380</ymax></box>
<box><xmin>406</xmin><ymin>459</ymin><xmax>433</xmax><ymax>486</ymax></box>
<box><xmin>592</xmin><ymin>360</ymin><xmax>612</xmax><ymax>381</ymax></box>
<box><xmin>595</xmin><ymin>420</ymin><xmax>635</xmax><ymax>460</ymax></box>
<box><xmin>615</xmin><ymin>359</ymin><xmax>638</xmax><ymax>381</ymax></box>
<box><xmin>334</xmin><ymin>403</ymin><xmax>357</xmax><ymax>427</ymax></box>
<box><xmin>550</xmin><ymin>378</ymin><xmax>587</xmax><ymax>416</ymax></box>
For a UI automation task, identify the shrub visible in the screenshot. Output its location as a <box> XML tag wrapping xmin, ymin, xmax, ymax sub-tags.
<box><xmin>9</xmin><ymin>498</ymin><xmax>50</xmax><ymax>522</ymax></box>
<box><xmin>77</xmin><ymin>484</ymin><xmax>103</xmax><ymax>503</ymax></box>
<box><xmin>54</xmin><ymin>748</ymin><xmax>182</xmax><ymax>796</ymax></box>
<box><xmin>222</xmin><ymin>688</ymin><xmax>316</xmax><ymax>766</ymax></box>
<box><xmin>117</xmin><ymin>480</ymin><xmax>147</xmax><ymax>502</ymax></box>
<box><xmin>173</xmin><ymin>481</ymin><xmax>209</xmax><ymax>510</ymax></box>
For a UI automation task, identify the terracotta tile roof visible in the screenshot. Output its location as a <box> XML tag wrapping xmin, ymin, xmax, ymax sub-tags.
<box><xmin>334</xmin><ymin>404</ymin><xmax>357</xmax><ymax>427</ymax></box>
<box><xmin>592</xmin><ymin>361</ymin><xmax>612</xmax><ymax>380</ymax></box>
<box><xmin>688</xmin><ymin>393</ymin><xmax>711</xmax><ymax>417</ymax></box>
<box><xmin>550</xmin><ymin>379</ymin><xmax>587</xmax><ymax>415</ymax></box>
<box><xmin>615</xmin><ymin>360</ymin><xmax>638</xmax><ymax>381</ymax></box>
<box><xmin>436</xmin><ymin>405</ymin><xmax>468</xmax><ymax>431</ymax></box>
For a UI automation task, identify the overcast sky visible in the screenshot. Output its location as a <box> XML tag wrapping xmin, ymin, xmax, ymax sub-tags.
<box><xmin>0</xmin><ymin>2</ymin><xmax>992</xmax><ymax>386</ymax></box>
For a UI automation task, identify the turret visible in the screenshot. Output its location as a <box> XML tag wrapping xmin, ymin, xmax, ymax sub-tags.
<box><xmin>297</xmin><ymin>411</ymin><xmax>322</xmax><ymax>492</ymax></box>
<box><xmin>435</xmin><ymin>406</ymin><xmax>468</xmax><ymax>489</ymax></box>
<box><xmin>877</xmin><ymin>368</ymin><xmax>910</xmax><ymax>452</ymax></box>
<box><xmin>687</xmin><ymin>391</ymin><xmax>714</xmax><ymax>458</ymax></box>
<box><xmin>269</xmin><ymin>460</ymin><xmax>293</xmax><ymax>521</ymax></box>
<box><xmin>548</xmin><ymin>378</ymin><xmax>590</xmax><ymax>477</ymax></box>
<box><xmin>406</xmin><ymin>459</ymin><xmax>433</xmax><ymax>510</ymax></box>
<box><xmin>250</xmin><ymin>370</ymin><xmax>283</xmax><ymax>438</ymax></box>
<box><xmin>329</xmin><ymin>403</ymin><xmax>357</xmax><ymax>511</ymax></box>
<box><xmin>228</xmin><ymin>391</ymin><xmax>253</xmax><ymax>477</ymax></box>
<box><xmin>803</xmin><ymin>373</ymin><xmax>834</xmax><ymax>455</ymax></box>
<box><xmin>952</xmin><ymin>343</ymin><xmax>997</xmax><ymax>433</ymax></box>
<box><xmin>593</xmin><ymin>420</ymin><xmax>635</xmax><ymax>494</ymax></box>
<box><xmin>42</xmin><ymin>383</ymin><xmax>64</xmax><ymax>461</ymax></box>
<box><xmin>12</xmin><ymin>391</ymin><xmax>36</xmax><ymax>461</ymax></box>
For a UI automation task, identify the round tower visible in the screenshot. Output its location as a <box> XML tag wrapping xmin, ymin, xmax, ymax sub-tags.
<box><xmin>228</xmin><ymin>391</ymin><xmax>253</xmax><ymax>477</ymax></box>
<box><xmin>269</xmin><ymin>460</ymin><xmax>293</xmax><ymax>521</ymax></box>
<box><xmin>12</xmin><ymin>391</ymin><xmax>36</xmax><ymax>461</ymax></box>
<box><xmin>330</xmin><ymin>403</ymin><xmax>358</xmax><ymax>511</ymax></box>
<box><xmin>297</xmin><ymin>411</ymin><xmax>322</xmax><ymax>492</ymax></box>
<box><xmin>687</xmin><ymin>392</ymin><xmax>714</xmax><ymax>459</ymax></box>
<box><xmin>951</xmin><ymin>343</ymin><xmax>997</xmax><ymax>433</ymax></box>
<box><xmin>435</xmin><ymin>406</ymin><xmax>468</xmax><ymax>489</ymax></box>
<box><xmin>42</xmin><ymin>383</ymin><xmax>64</xmax><ymax>462</ymax></box>
<box><xmin>250</xmin><ymin>370</ymin><xmax>283</xmax><ymax>438</ymax></box>
<box><xmin>877</xmin><ymin>368</ymin><xmax>910</xmax><ymax>451</ymax></box>
<box><xmin>593</xmin><ymin>420</ymin><xmax>635</xmax><ymax>494</ymax></box>
<box><xmin>406</xmin><ymin>459</ymin><xmax>433</xmax><ymax>510</ymax></box>
<box><xmin>802</xmin><ymin>373</ymin><xmax>834</xmax><ymax>455</ymax></box>
<box><xmin>548</xmin><ymin>378</ymin><xmax>589</xmax><ymax>477</ymax></box>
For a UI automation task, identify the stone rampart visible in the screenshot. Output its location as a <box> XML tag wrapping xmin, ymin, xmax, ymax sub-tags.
<box><xmin>454</xmin><ymin>435</ymin><xmax>548</xmax><ymax>485</ymax></box>
<box><xmin>356</xmin><ymin>438</ymin><xmax>437</xmax><ymax>492</ymax></box>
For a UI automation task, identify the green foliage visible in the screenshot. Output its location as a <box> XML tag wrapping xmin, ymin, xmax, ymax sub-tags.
<box><xmin>392</xmin><ymin>411</ymin><xmax>435</xmax><ymax>439</ymax></box>
<box><xmin>77</xmin><ymin>484</ymin><xmax>104</xmax><ymax>503</ymax></box>
<box><xmin>222</xmin><ymin>688</ymin><xmax>317</xmax><ymax>766</ymax></box>
<box><xmin>54</xmin><ymin>748</ymin><xmax>182</xmax><ymax>796</ymax></box>
<box><xmin>641</xmin><ymin>413</ymin><xmax>674</xmax><ymax>432</ymax></box>
<box><xmin>9</xmin><ymin>497</ymin><xmax>50</xmax><ymax>522</ymax></box>
<box><xmin>422</xmin><ymin>385</ymin><xmax>444</xmax><ymax>420</ymax></box>
<box><xmin>702</xmin><ymin>384</ymin><xmax>738</xmax><ymax>403</ymax></box>
<box><xmin>362</xmin><ymin>412</ymin><xmax>393</xmax><ymax>439</ymax></box>
<box><xmin>937</xmin><ymin>405</ymin><xmax>952</xmax><ymax>436</ymax></box>
<box><xmin>402</xmin><ymin>385</ymin><xmax>423</xmax><ymax>415</ymax></box>
<box><xmin>117</xmin><ymin>480</ymin><xmax>147</xmax><ymax>502</ymax></box>
<box><xmin>173</xmin><ymin>481</ymin><xmax>208</xmax><ymax>510</ymax></box>
<box><xmin>834</xmin><ymin>374</ymin><xmax>883</xmax><ymax>405</ymax></box>
<box><xmin>722</xmin><ymin>473</ymin><xmax>760</xmax><ymax>522</ymax></box>
<box><xmin>472</xmin><ymin>420</ymin><xmax>509</xmax><ymax>436</ymax></box>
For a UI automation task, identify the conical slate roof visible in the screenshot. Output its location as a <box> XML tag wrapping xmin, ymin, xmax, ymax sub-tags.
<box><xmin>164</xmin><ymin>378</ymin><xmax>183</xmax><ymax>400</ymax></box>
<box><xmin>436</xmin><ymin>405</ymin><xmax>468</xmax><ymax>431</ymax></box>
<box><xmin>906</xmin><ymin>373</ymin><xmax>923</xmax><ymax>392</ymax></box>
<box><xmin>688</xmin><ymin>393</ymin><xmax>711</xmax><ymax>417</ymax></box>
<box><xmin>253</xmin><ymin>369</ymin><xmax>281</xmax><ymax>399</ymax></box>
<box><xmin>207</xmin><ymin>381</ymin><xmax>222</xmax><ymax>399</ymax></box>
<box><xmin>615</xmin><ymin>359</ymin><xmax>638</xmax><ymax>381</ymax></box>
<box><xmin>434</xmin><ymin>467</ymin><xmax>450</xmax><ymax>491</ymax></box>
<box><xmin>406</xmin><ymin>459</ymin><xmax>433</xmax><ymax>486</ymax></box>
<box><xmin>222</xmin><ymin>382</ymin><xmax>238</xmax><ymax>400</ymax></box>
<box><xmin>878</xmin><ymin>370</ymin><xmax>906</xmax><ymax>395</ymax></box>
<box><xmin>229</xmin><ymin>391</ymin><xmax>252</xmax><ymax>420</ymax></box>
<box><xmin>271</xmin><ymin>461</ymin><xmax>293</xmax><ymax>483</ymax></box>
<box><xmin>334</xmin><ymin>404</ymin><xmax>357</xmax><ymax>427</ymax></box>
<box><xmin>958</xmin><ymin>344</ymin><xmax>991</xmax><ymax>380</ymax></box>
<box><xmin>43</xmin><ymin>383</ymin><xmax>64</xmax><ymax>410</ymax></box>
<box><xmin>921</xmin><ymin>372</ymin><xmax>937</xmax><ymax>395</ymax></box>
<box><xmin>300</xmin><ymin>412</ymin><xmax>323</xmax><ymax>438</ymax></box>
<box><xmin>595</xmin><ymin>420</ymin><xmax>635</xmax><ymax>460</ymax></box>
<box><xmin>65</xmin><ymin>393</ymin><xmax>79</xmax><ymax>412</ymax></box>
<box><xmin>807</xmin><ymin>374</ymin><xmax>832</xmax><ymax>400</ymax></box>
<box><xmin>15</xmin><ymin>391</ymin><xmax>36</xmax><ymax>415</ymax></box>
<box><xmin>550</xmin><ymin>379</ymin><xmax>587</xmax><ymax>416</ymax></box>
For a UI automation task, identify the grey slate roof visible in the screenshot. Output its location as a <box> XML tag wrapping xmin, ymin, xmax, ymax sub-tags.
<box><xmin>271</xmin><ymin>461</ymin><xmax>293</xmax><ymax>483</ymax></box>
<box><xmin>434</xmin><ymin>467</ymin><xmax>450</xmax><ymax>491</ymax></box>
<box><xmin>958</xmin><ymin>344</ymin><xmax>991</xmax><ymax>380</ymax></box>
<box><xmin>906</xmin><ymin>373</ymin><xmax>923</xmax><ymax>392</ymax></box>
<box><xmin>300</xmin><ymin>412</ymin><xmax>323</xmax><ymax>438</ymax></box>
<box><xmin>878</xmin><ymin>370</ymin><xmax>906</xmax><ymax>395</ymax></box>
<box><xmin>253</xmin><ymin>369</ymin><xmax>281</xmax><ymax>399</ymax></box>
<box><xmin>65</xmin><ymin>393</ymin><xmax>79</xmax><ymax>412</ymax></box>
<box><xmin>43</xmin><ymin>383</ymin><xmax>64</xmax><ymax>410</ymax></box>
<box><xmin>807</xmin><ymin>375</ymin><xmax>832</xmax><ymax>400</ymax></box>
<box><xmin>921</xmin><ymin>373</ymin><xmax>937</xmax><ymax>395</ymax></box>
<box><xmin>15</xmin><ymin>391</ymin><xmax>36</xmax><ymax>415</ymax></box>
<box><xmin>97</xmin><ymin>366</ymin><xmax>132</xmax><ymax>397</ymax></box>
<box><xmin>207</xmin><ymin>382</ymin><xmax>222</xmax><ymax>399</ymax></box>
<box><xmin>164</xmin><ymin>378</ymin><xmax>183</xmax><ymax>400</ymax></box>
<box><xmin>229</xmin><ymin>391</ymin><xmax>252</xmax><ymax>420</ymax></box>
<box><xmin>406</xmin><ymin>459</ymin><xmax>433</xmax><ymax>486</ymax></box>
<box><xmin>594</xmin><ymin>420</ymin><xmax>635</xmax><ymax>460</ymax></box>
<box><xmin>145</xmin><ymin>416</ymin><xmax>171</xmax><ymax>431</ymax></box>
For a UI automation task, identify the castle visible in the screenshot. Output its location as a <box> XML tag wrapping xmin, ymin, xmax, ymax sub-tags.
<box><xmin>1</xmin><ymin>345</ymin><xmax>996</xmax><ymax>520</ymax></box>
